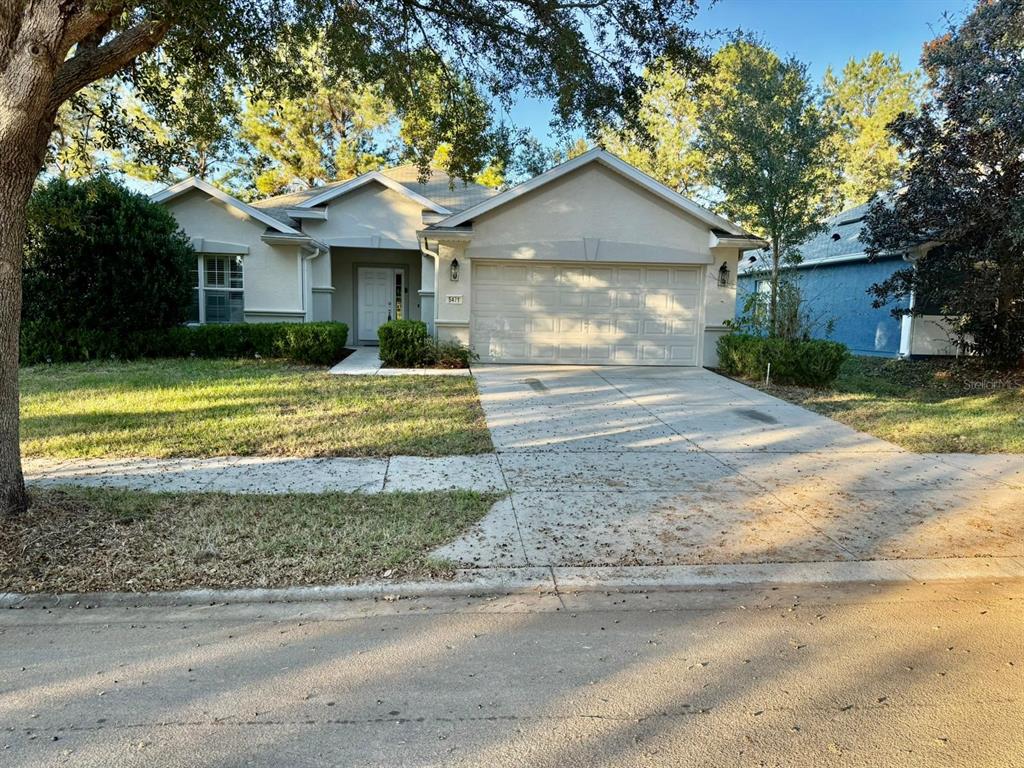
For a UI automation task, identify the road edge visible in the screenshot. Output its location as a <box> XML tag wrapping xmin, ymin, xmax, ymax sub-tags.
<box><xmin>4</xmin><ymin>556</ymin><xmax>1023</xmax><ymax>609</ymax></box>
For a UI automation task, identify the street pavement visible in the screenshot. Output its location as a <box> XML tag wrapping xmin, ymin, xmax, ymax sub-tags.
<box><xmin>2</xmin><ymin>578</ymin><xmax>1022</xmax><ymax>767</ymax></box>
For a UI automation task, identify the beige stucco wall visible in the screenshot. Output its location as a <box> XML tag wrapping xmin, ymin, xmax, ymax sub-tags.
<box><xmin>466</xmin><ymin>163</ymin><xmax>714</xmax><ymax>264</ymax></box>
<box><xmin>331</xmin><ymin>247</ymin><xmax>423</xmax><ymax>344</ymax></box>
<box><xmin>303</xmin><ymin>182</ymin><xmax>425</xmax><ymax>250</ymax></box>
<box><xmin>911</xmin><ymin>315</ymin><xmax>966</xmax><ymax>356</ymax></box>
<box><xmin>703</xmin><ymin>247</ymin><xmax>743</xmax><ymax>367</ymax></box>
<box><xmin>162</xmin><ymin>189</ymin><xmax>307</xmax><ymax>321</ymax></box>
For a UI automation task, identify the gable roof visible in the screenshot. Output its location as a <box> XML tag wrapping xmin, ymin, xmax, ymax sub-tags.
<box><xmin>248</xmin><ymin>165</ymin><xmax>499</xmax><ymax>223</ymax></box>
<box><xmin>151</xmin><ymin>177</ymin><xmax>305</xmax><ymax>236</ymax></box>
<box><xmin>429</xmin><ymin>148</ymin><xmax>752</xmax><ymax>237</ymax></box>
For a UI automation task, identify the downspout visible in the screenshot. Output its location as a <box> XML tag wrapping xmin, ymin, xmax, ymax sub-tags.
<box><xmin>419</xmin><ymin>236</ymin><xmax>440</xmax><ymax>336</ymax></box>
<box><xmin>300</xmin><ymin>244</ymin><xmax>325</xmax><ymax>322</ymax></box>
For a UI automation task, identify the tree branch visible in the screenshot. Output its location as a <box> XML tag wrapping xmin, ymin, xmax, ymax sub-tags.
<box><xmin>49</xmin><ymin>17</ymin><xmax>170</xmax><ymax>111</ymax></box>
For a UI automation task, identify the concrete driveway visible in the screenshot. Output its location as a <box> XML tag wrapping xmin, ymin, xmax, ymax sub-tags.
<box><xmin>436</xmin><ymin>365</ymin><xmax>1023</xmax><ymax>568</ymax></box>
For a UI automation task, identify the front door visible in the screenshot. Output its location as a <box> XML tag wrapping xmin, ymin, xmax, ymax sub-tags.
<box><xmin>358</xmin><ymin>267</ymin><xmax>405</xmax><ymax>343</ymax></box>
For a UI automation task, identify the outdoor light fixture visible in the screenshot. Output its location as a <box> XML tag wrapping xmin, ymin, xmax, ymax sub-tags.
<box><xmin>718</xmin><ymin>261</ymin><xmax>731</xmax><ymax>287</ymax></box>
<box><xmin>450</xmin><ymin>257</ymin><xmax>460</xmax><ymax>282</ymax></box>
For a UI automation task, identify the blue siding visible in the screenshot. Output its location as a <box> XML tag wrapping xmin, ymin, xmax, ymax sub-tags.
<box><xmin>737</xmin><ymin>258</ymin><xmax>909</xmax><ymax>357</ymax></box>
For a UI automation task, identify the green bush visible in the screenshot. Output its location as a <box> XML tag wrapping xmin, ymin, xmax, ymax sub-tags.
<box><xmin>426</xmin><ymin>339</ymin><xmax>479</xmax><ymax>369</ymax></box>
<box><xmin>376</xmin><ymin>320</ymin><xmax>476</xmax><ymax>368</ymax></box>
<box><xmin>717</xmin><ymin>333</ymin><xmax>848</xmax><ymax>387</ymax></box>
<box><xmin>21</xmin><ymin>322</ymin><xmax>349</xmax><ymax>366</ymax></box>
<box><xmin>22</xmin><ymin>176</ymin><xmax>194</xmax><ymax>356</ymax></box>
<box><xmin>378</xmin><ymin>320</ymin><xmax>430</xmax><ymax>367</ymax></box>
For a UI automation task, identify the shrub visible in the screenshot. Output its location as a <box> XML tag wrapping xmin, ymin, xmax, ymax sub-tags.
<box><xmin>717</xmin><ymin>333</ymin><xmax>848</xmax><ymax>387</ymax></box>
<box><xmin>426</xmin><ymin>339</ymin><xmax>479</xmax><ymax>369</ymax></box>
<box><xmin>21</xmin><ymin>176</ymin><xmax>194</xmax><ymax>359</ymax></box>
<box><xmin>378</xmin><ymin>320</ymin><xmax>430</xmax><ymax>367</ymax></box>
<box><xmin>376</xmin><ymin>320</ymin><xmax>477</xmax><ymax>369</ymax></box>
<box><xmin>21</xmin><ymin>322</ymin><xmax>349</xmax><ymax>366</ymax></box>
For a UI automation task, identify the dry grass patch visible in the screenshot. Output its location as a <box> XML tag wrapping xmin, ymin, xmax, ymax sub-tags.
<box><xmin>20</xmin><ymin>358</ymin><xmax>493</xmax><ymax>458</ymax></box>
<box><xmin>1</xmin><ymin>487</ymin><xmax>501</xmax><ymax>593</ymax></box>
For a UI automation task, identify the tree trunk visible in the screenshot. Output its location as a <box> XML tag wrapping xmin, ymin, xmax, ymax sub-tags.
<box><xmin>769</xmin><ymin>236</ymin><xmax>781</xmax><ymax>337</ymax></box>
<box><xmin>0</xmin><ymin>146</ymin><xmax>39</xmax><ymax>517</ymax></box>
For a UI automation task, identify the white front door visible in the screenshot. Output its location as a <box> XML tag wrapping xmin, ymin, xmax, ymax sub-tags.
<box><xmin>358</xmin><ymin>267</ymin><xmax>403</xmax><ymax>342</ymax></box>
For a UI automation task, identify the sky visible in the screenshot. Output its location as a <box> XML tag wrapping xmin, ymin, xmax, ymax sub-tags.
<box><xmin>505</xmin><ymin>0</ymin><xmax>974</xmax><ymax>141</ymax></box>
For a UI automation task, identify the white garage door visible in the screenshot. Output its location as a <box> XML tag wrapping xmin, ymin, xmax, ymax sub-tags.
<box><xmin>471</xmin><ymin>261</ymin><xmax>703</xmax><ymax>366</ymax></box>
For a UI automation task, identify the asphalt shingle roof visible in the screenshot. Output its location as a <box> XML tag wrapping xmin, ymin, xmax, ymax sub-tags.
<box><xmin>248</xmin><ymin>165</ymin><xmax>498</xmax><ymax>227</ymax></box>
<box><xmin>739</xmin><ymin>202</ymin><xmax>876</xmax><ymax>273</ymax></box>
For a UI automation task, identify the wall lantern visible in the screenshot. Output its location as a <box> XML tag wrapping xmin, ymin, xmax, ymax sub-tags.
<box><xmin>717</xmin><ymin>261</ymin><xmax>731</xmax><ymax>287</ymax></box>
<box><xmin>450</xmin><ymin>257</ymin><xmax>460</xmax><ymax>282</ymax></box>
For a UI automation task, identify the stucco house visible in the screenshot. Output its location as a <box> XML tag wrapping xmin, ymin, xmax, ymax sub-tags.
<box><xmin>154</xmin><ymin>149</ymin><xmax>766</xmax><ymax>366</ymax></box>
<box><xmin>736</xmin><ymin>203</ymin><xmax>960</xmax><ymax>358</ymax></box>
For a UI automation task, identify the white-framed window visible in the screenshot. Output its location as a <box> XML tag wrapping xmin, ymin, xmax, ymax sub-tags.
<box><xmin>188</xmin><ymin>254</ymin><xmax>244</xmax><ymax>324</ymax></box>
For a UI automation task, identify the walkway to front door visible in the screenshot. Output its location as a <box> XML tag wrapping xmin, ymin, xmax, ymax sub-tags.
<box><xmin>357</xmin><ymin>266</ymin><xmax>405</xmax><ymax>343</ymax></box>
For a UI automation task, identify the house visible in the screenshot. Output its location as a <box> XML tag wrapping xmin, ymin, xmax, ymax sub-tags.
<box><xmin>736</xmin><ymin>203</ymin><xmax>960</xmax><ymax>358</ymax></box>
<box><xmin>154</xmin><ymin>149</ymin><xmax>765</xmax><ymax>366</ymax></box>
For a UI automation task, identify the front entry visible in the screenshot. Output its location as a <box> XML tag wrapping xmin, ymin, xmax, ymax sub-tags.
<box><xmin>357</xmin><ymin>267</ymin><xmax>406</xmax><ymax>343</ymax></box>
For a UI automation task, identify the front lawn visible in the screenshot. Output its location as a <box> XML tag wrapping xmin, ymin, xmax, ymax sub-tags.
<box><xmin>20</xmin><ymin>359</ymin><xmax>493</xmax><ymax>459</ymax></box>
<box><xmin>0</xmin><ymin>487</ymin><xmax>501</xmax><ymax>593</ymax></box>
<box><xmin>760</xmin><ymin>356</ymin><xmax>1024</xmax><ymax>453</ymax></box>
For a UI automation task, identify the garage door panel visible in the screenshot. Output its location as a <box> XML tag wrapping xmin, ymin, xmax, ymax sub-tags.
<box><xmin>472</xmin><ymin>261</ymin><xmax>702</xmax><ymax>366</ymax></box>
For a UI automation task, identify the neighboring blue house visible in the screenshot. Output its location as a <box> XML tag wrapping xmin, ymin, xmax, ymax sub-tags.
<box><xmin>737</xmin><ymin>203</ymin><xmax>959</xmax><ymax>358</ymax></box>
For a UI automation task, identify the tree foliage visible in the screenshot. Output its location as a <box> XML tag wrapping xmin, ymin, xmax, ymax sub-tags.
<box><xmin>21</xmin><ymin>176</ymin><xmax>194</xmax><ymax>360</ymax></box>
<box><xmin>824</xmin><ymin>52</ymin><xmax>924</xmax><ymax>206</ymax></box>
<box><xmin>598</xmin><ymin>60</ymin><xmax>706</xmax><ymax>196</ymax></box>
<box><xmin>239</xmin><ymin>43</ymin><xmax>395</xmax><ymax>196</ymax></box>
<box><xmin>698</xmin><ymin>41</ymin><xmax>842</xmax><ymax>335</ymax></box>
<box><xmin>863</xmin><ymin>0</ymin><xmax>1024</xmax><ymax>367</ymax></box>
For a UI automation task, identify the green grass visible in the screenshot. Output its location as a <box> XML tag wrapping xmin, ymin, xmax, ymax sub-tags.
<box><xmin>19</xmin><ymin>358</ymin><xmax>493</xmax><ymax>459</ymax></box>
<box><xmin>1</xmin><ymin>487</ymin><xmax>502</xmax><ymax>593</ymax></box>
<box><xmin>762</xmin><ymin>356</ymin><xmax>1024</xmax><ymax>453</ymax></box>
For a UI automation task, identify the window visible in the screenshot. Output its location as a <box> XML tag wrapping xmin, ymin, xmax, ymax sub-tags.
<box><xmin>190</xmin><ymin>254</ymin><xmax>244</xmax><ymax>324</ymax></box>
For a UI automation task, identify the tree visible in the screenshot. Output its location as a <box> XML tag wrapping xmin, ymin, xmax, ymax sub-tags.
<box><xmin>0</xmin><ymin>1</ymin><xmax>707</xmax><ymax>516</ymax></box>
<box><xmin>698</xmin><ymin>40</ymin><xmax>842</xmax><ymax>336</ymax></box>
<box><xmin>239</xmin><ymin>42</ymin><xmax>395</xmax><ymax>196</ymax></box>
<box><xmin>111</xmin><ymin>72</ymin><xmax>241</xmax><ymax>186</ymax></box>
<box><xmin>824</xmin><ymin>52</ymin><xmax>924</xmax><ymax>206</ymax></box>
<box><xmin>862</xmin><ymin>0</ymin><xmax>1024</xmax><ymax>367</ymax></box>
<box><xmin>21</xmin><ymin>176</ymin><xmax>193</xmax><ymax>362</ymax></box>
<box><xmin>598</xmin><ymin>60</ymin><xmax>706</xmax><ymax>196</ymax></box>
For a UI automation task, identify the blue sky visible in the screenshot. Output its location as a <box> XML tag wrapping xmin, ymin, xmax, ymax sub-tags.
<box><xmin>505</xmin><ymin>0</ymin><xmax>974</xmax><ymax>141</ymax></box>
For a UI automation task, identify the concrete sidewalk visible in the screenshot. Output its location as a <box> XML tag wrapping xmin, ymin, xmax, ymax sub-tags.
<box><xmin>329</xmin><ymin>347</ymin><xmax>471</xmax><ymax>376</ymax></box>
<box><xmin>23</xmin><ymin>454</ymin><xmax>506</xmax><ymax>494</ymax></box>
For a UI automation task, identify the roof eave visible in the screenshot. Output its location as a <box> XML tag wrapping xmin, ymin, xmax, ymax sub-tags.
<box><xmin>151</xmin><ymin>177</ymin><xmax>304</xmax><ymax>237</ymax></box>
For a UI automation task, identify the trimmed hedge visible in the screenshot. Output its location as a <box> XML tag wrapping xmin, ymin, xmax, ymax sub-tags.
<box><xmin>717</xmin><ymin>333</ymin><xmax>849</xmax><ymax>387</ymax></box>
<box><xmin>377</xmin><ymin>319</ymin><xmax>477</xmax><ymax>369</ymax></box>
<box><xmin>378</xmin><ymin>320</ymin><xmax>430</xmax><ymax>367</ymax></box>
<box><xmin>21</xmin><ymin>321</ymin><xmax>349</xmax><ymax>366</ymax></box>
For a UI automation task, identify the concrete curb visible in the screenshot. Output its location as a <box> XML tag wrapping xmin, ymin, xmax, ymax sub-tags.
<box><xmin>4</xmin><ymin>557</ymin><xmax>1023</xmax><ymax>610</ymax></box>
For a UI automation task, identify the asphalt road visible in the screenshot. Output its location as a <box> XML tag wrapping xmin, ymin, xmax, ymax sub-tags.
<box><xmin>2</xmin><ymin>579</ymin><xmax>1022</xmax><ymax>767</ymax></box>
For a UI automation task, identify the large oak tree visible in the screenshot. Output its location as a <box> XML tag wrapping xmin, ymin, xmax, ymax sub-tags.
<box><xmin>0</xmin><ymin>0</ymin><xmax>705</xmax><ymax>516</ymax></box>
